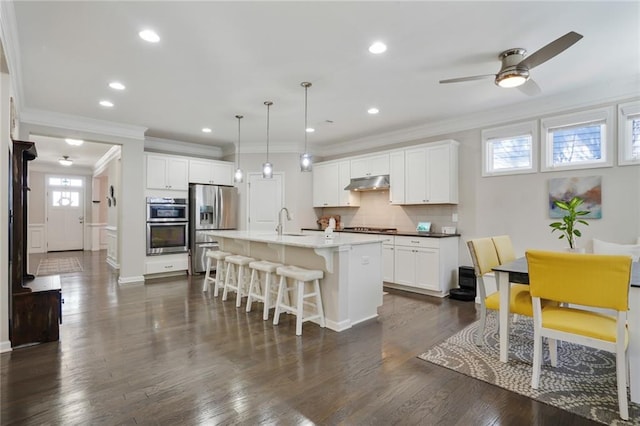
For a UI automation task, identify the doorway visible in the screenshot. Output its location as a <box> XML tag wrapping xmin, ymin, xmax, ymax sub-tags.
<box><xmin>247</xmin><ymin>172</ymin><xmax>284</xmax><ymax>233</ymax></box>
<box><xmin>46</xmin><ymin>175</ymin><xmax>85</xmax><ymax>251</ymax></box>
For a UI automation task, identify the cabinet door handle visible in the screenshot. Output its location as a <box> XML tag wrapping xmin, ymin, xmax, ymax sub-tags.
<box><xmin>411</xmin><ymin>240</ymin><xmax>420</xmax><ymax>243</ymax></box>
<box><xmin>164</xmin><ymin>265</ymin><xmax>173</xmax><ymax>269</ymax></box>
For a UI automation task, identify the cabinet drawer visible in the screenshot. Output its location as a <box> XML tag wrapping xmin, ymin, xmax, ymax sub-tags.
<box><xmin>145</xmin><ymin>256</ymin><xmax>188</xmax><ymax>274</ymax></box>
<box><xmin>394</xmin><ymin>235</ymin><xmax>440</xmax><ymax>249</ymax></box>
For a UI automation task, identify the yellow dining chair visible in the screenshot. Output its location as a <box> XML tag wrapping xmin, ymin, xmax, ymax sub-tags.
<box><xmin>526</xmin><ymin>250</ymin><xmax>633</xmax><ymax>420</ymax></box>
<box><xmin>492</xmin><ymin>235</ymin><xmax>516</xmax><ymax>264</ymax></box>
<box><xmin>467</xmin><ymin>238</ymin><xmax>534</xmax><ymax>346</ymax></box>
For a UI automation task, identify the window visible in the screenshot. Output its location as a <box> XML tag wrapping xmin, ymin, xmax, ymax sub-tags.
<box><xmin>618</xmin><ymin>100</ymin><xmax>640</xmax><ymax>166</ymax></box>
<box><xmin>540</xmin><ymin>107</ymin><xmax>613</xmax><ymax>171</ymax></box>
<box><xmin>51</xmin><ymin>190</ymin><xmax>80</xmax><ymax>207</ymax></box>
<box><xmin>48</xmin><ymin>177</ymin><xmax>83</xmax><ymax>187</ymax></box>
<box><xmin>482</xmin><ymin>121</ymin><xmax>537</xmax><ymax>176</ymax></box>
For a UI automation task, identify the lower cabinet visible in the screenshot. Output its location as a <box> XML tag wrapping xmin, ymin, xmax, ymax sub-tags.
<box><xmin>385</xmin><ymin>235</ymin><xmax>459</xmax><ymax>297</ymax></box>
<box><xmin>145</xmin><ymin>253</ymin><xmax>189</xmax><ymax>275</ymax></box>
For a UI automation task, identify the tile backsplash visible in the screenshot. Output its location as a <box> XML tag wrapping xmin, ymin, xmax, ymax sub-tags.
<box><xmin>318</xmin><ymin>190</ymin><xmax>458</xmax><ymax>233</ymax></box>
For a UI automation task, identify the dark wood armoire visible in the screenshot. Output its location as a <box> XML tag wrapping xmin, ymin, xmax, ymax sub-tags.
<box><xmin>10</xmin><ymin>140</ymin><xmax>61</xmax><ymax>347</ymax></box>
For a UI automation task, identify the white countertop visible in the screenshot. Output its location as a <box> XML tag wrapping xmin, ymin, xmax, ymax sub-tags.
<box><xmin>201</xmin><ymin>230</ymin><xmax>389</xmax><ymax>249</ymax></box>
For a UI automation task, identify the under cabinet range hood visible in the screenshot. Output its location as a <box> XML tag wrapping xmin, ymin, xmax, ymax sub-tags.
<box><xmin>344</xmin><ymin>175</ymin><xmax>390</xmax><ymax>191</ymax></box>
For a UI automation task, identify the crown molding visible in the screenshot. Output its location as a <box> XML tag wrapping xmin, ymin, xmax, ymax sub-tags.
<box><xmin>20</xmin><ymin>108</ymin><xmax>147</xmax><ymax>142</ymax></box>
<box><xmin>93</xmin><ymin>145</ymin><xmax>121</xmax><ymax>176</ymax></box>
<box><xmin>0</xmin><ymin>1</ymin><xmax>23</xmax><ymax>112</ymax></box>
<box><xmin>29</xmin><ymin>161</ymin><xmax>94</xmax><ymax>175</ymax></box>
<box><xmin>221</xmin><ymin>141</ymin><xmax>300</xmax><ymax>157</ymax></box>
<box><xmin>145</xmin><ymin>136</ymin><xmax>224</xmax><ymax>159</ymax></box>
<box><xmin>317</xmin><ymin>76</ymin><xmax>640</xmax><ymax>157</ymax></box>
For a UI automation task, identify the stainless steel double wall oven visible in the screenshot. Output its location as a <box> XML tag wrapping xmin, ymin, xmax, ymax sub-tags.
<box><xmin>146</xmin><ymin>197</ymin><xmax>189</xmax><ymax>255</ymax></box>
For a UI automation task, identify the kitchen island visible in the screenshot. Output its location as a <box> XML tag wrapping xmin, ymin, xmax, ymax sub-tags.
<box><xmin>202</xmin><ymin>230</ymin><xmax>389</xmax><ymax>332</ymax></box>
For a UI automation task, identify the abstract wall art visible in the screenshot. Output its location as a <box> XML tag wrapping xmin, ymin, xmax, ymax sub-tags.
<box><xmin>548</xmin><ymin>176</ymin><xmax>602</xmax><ymax>219</ymax></box>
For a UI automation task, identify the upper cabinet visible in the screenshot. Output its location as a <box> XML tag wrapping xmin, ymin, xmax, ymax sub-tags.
<box><xmin>146</xmin><ymin>154</ymin><xmax>189</xmax><ymax>190</ymax></box>
<box><xmin>188</xmin><ymin>159</ymin><xmax>233</xmax><ymax>186</ymax></box>
<box><xmin>313</xmin><ymin>161</ymin><xmax>360</xmax><ymax>207</ymax></box>
<box><xmin>350</xmin><ymin>153</ymin><xmax>390</xmax><ymax>178</ymax></box>
<box><xmin>404</xmin><ymin>140</ymin><xmax>458</xmax><ymax>204</ymax></box>
<box><xmin>389</xmin><ymin>150</ymin><xmax>406</xmax><ymax>205</ymax></box>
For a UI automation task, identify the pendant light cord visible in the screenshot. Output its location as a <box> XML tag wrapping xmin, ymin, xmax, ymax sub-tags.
<box><xmin>304</xmin><ymin>85</ymin><xmax>308</xmax><ymax>153</ymax></box>
<box><xmin>265</xmin><ymin>101</ymin><xmax>272</xmax><ymax>162</ymax></box>
<box><xmin>235</xmin><ymin>114</ymin><xmax>242</xmax><ymax>169</ymax></box>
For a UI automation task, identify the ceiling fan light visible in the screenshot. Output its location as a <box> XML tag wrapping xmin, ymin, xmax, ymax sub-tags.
<box><xmin>59</xmin><ymin>156</ymin><xmax>73</xmax><ymax>166</ymax></box>
<box><xmin>495</xmin><ymin>68</ymin><xmax>529</xmax><ymax>88</ymax></box>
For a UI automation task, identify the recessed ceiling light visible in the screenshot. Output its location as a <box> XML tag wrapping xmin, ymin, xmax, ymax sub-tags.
<box><xmin>99</xmin><ymin>100</ymin><xmax>114</xmax><ymax>108</ymax></box>
<box><xmin>109</xmin><ymin>81</ymin><xmax>126</xmax><ymax>90</ymax></box>
<box><xmin>65</xmin><ymin>138</ymin><xmax>84</xmax><ymax>146</ymax></box>
<box><xmin>202</xmin><ymin>128</ymin><xmax>212</xmax><ymax>133</ymax></box>
<box><xmin>139</xmin><ymin>29</ymin><xmax>160</xmax><ymax>43</ymax></box>
<box><xmin>368</xmin><ymin>42</ymin><xmax>387</xmax><ymax>54</ymax></box>
<box><xmin>367</xmin><ymin>107</ymin><xmax>380</xmax><ymax>115</ymax></box>
<box><xmin>305</xmin><ymin>127</ymin><xmax>315</xmax><ymax>133</ymax></box>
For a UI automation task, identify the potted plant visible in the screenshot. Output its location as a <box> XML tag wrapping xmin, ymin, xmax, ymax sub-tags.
<box><xmin>549</xmin><ymin>196</ymin><xmax>589</xmax><ymax>250</ymax></box>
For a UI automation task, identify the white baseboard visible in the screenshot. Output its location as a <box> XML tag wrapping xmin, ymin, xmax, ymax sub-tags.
<box><xmin>0</xmin><ymin>340</ymin><xmax>13</xmax><ymax>353</ymax></box>
<box><xmin>106</xmin><ymin>258</ymin><xmax>120</xmax><ymax>269</ymax></box>
<box><xmin>325</xmin><ymin>318</ymin><xmax>351</xmax><ymax>332</ymax></box>
<box><xmin>118</xmin><ymin>275</ymin><xmax>145</xmax><ymax>285</ymax></box>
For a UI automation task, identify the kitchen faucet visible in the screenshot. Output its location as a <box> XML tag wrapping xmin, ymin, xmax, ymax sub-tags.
<box><xmin>276</xmin><ymin>207</ymin><xmax>291</xmax><ymax>236</ymax></box>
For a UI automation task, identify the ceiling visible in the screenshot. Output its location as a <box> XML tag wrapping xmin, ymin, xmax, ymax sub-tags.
<box><xmin>8</xmin><ymin>1</ymin><xmax>640</xmax><ymax>165</ymax></box>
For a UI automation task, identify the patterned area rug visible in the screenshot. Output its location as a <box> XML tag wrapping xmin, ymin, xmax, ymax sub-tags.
<box><xmin>418</xmin><ymin>314</ymin><xmax>639</xmax><ymax>425</ymax></box>
<box><xmin>36</xmin><ymin>257</ymin><xmax>83</xmax><ymax>276</ymax></box>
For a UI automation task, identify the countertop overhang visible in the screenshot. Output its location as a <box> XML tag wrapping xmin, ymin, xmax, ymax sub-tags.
<box><xmin>301</xmin><ymin>228</ymin><xmax>459</xmax><ymax>238</ymax></box>
<box><xmin>200</xmin><ymin>230</ymin><xmax>388</xmax><ymax>249</ymax></box>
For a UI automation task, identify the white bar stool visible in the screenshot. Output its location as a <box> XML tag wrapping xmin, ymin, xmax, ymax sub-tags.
<box><xmin>246</xmin><ymin>260</ymin><xmax>284</xmax><ymax>320</ymax></box>
<box><xmin>273</xmin><ymin>265</ymin><xmax>325</xmax><ymax>336</ymax></box>
<box><xmin>203</xmin><ymin>250</ymin><xmax>232</xmax><ymax>296</ymax></box>
<box><xmin>223</xmin><ymin>255</ymin><xmax>255</xmax><ymax>307</ymax></box>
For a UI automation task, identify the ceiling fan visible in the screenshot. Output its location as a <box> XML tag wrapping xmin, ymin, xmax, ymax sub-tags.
<box><xmin>439</xmin><ymin>31</ymin><xmax>583</xmax><ymax>95</ymax></box>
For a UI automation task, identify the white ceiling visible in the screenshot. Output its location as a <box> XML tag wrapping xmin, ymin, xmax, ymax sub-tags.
<box><xmin>8</xmin><ymin>1</ymin><xmax>640</xmax><ymax>164</ymax></box>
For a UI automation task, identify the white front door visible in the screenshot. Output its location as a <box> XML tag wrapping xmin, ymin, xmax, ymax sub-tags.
<box><xmin>247</xmin><ymin>173</ymin><xmax>283</xmax><ymax>233</ymax></box>
<box><xmin>46</xmin><ymin>176</ymin><xmax>84</xmax><ymax>251</ymax></box>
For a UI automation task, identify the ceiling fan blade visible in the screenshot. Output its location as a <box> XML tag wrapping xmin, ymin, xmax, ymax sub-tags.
<box><xmin>519</xmin><ymin>31</ymin><xmax>583</xmax><ymax>70</ymax></box>
<box><xmin>439</xmin><ymin>74</ymin><xmax>496</xmax><ymax>84</ymax></box>
<box><xmin>518</xmin><ymin>78</ymin><xmax>542</xmax><ymax>96</ymax></box>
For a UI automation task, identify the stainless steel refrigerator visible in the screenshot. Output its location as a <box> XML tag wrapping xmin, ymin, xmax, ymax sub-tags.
<box><xmin>189</xmin><ymin>184</ymin><xmax>238</xmax><ymax>273</ymax></box>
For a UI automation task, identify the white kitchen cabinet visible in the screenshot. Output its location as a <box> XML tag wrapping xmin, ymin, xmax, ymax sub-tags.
<box><xmin>189</xmin><ymin>159</ymin><xmax>233</xmax><ymax>186</ymax></box>
<box><xmin>389</xmin><ymin>150</ymin><xmax>405</xmax><ymax>204</ymax></box>
<box><xmin>404</xmin><ymin>140</ymin><xmax>458</xmax><ymax>204</ymax></box>
<box><xmin>146</xmin><ymin>154</ymin><xmax>189</xmax><ymax>190</ymax></box>
<box><xmin>382</xmin><ymin>241</ymin><xmax>395</xmax><ymax>283</ymax></box>
<box><xmin>387</xmin><ymin>235</ymin><xmax>459</xmax><ymax>297</ymax></box>
<box><xmin>145</xmin><ymin>253</ymin><xmax>188</xmax><ymax>275</ymax></box>
<box><xmin>313</xmin><ymin>161</ymin><xmax>360</xmax><ymax>207</ymax></box>
<box><xmin>350</xmin><ymin>153</ymin><xmax>390</xmax><ymax>178</ymax></box>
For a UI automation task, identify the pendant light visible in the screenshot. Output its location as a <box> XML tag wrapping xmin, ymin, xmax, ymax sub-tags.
<box><xmin>234</xmin><ymin>114</ymin><xmax>244</xmax><ymax>183</ymax></box>
<box><xmin>300</xmin><ymin>81</ymin><xmax>313</xmax><ymax>172</ymax></box>
<box><xmin>262</xmin><ymin>101</ymin><xmax>273</xmax><ymax>179</ymax></box>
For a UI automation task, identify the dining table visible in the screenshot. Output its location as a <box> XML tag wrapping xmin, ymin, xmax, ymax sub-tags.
<box><xmin>493</xmin><ymin>257</ymin><xmax>640</xmax><ymax>402</ymax></box>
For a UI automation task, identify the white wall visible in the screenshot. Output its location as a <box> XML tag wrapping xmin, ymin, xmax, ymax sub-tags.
<box><xmin>0</xmin><ymin>70</ymin><xmax>10</xmax><ymax>352</ymax></box>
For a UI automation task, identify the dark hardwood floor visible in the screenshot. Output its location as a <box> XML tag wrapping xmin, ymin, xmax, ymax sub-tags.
<box><xmin>1</xmin><ymin>250</ymin><xmax>596</xmax><ymax>425</ymax></box>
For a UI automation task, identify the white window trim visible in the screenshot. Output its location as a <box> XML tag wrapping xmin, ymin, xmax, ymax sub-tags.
<box><xmin>618</xmin><ymin>99</ymin><xmax>640</xmax><ymax>166</ymax></box>
<box><xmin>540</xmin><ymin>106</ymin><xmax>614</xmax><ymax>172</ymax></box>
<box><xmin>481</xmin><ymin>120</ymin><xmax>538</xmax><ymax>177</ymax></box>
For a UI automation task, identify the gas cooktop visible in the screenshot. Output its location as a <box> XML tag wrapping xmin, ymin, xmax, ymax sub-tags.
<box><xmin>341</xmin><ymin>227</ymin><xmax>398</xmax><ymax>233</ymax></box>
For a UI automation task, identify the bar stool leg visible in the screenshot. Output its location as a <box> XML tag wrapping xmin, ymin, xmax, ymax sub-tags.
<box><xmin>236</xmin><ymin>265</ymin><xmax>245</xmax><ymax>308</ymax></box>
<box><xmin>296</xmin><ymin>280</ymin><xmax>304</xmax><ymax>336</ymax></box>
<box><xmin>263</xmin><ymin>272</ymin><xmax>272</xmax><ymax>321</ymax></box>
<box><xmin>314</xmin><ymin>279</ymin><xmax>326</xmax><ymax>328</ymax></box>
<box><xmin>203</xmin><ymin>257</ymin><xmax>212</xmax><ymax>292</ymax></box>
<box><xmin>273</xmin><ymin>275</ymin><xmax>285</xmax><ymax>326</ymax></box>
<box><xmin>222</xmin><ymin>262</ymin><xmax>234</xmax><ymax>302</ymax></box>
<box><xmin>213</xmin><ymin>259</ymin><xmax>224</xmax><ymax>297</ymax></box>
<box><xmin>246</xmin><ymin>268</ymin><xmax>258</xmax><ymax>313</ymax></box>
